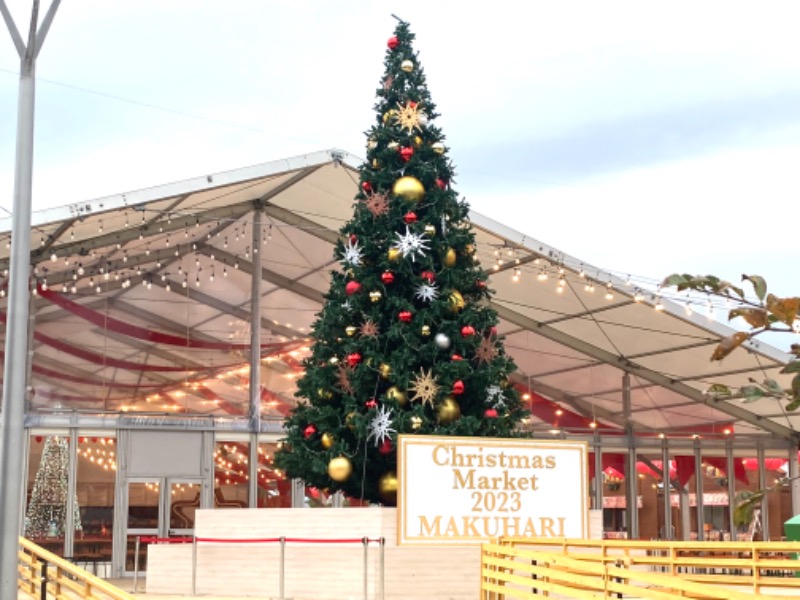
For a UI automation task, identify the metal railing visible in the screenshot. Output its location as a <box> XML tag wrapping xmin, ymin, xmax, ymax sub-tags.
<box><xmin>481</xmin><ymin>537</ymin><xmax>800</xmax><ymax>599</ymax></box>
<box><xmin>18</xmin><ymin>537</ymin><xmax>135</xmax><ymax>600</ymax></box>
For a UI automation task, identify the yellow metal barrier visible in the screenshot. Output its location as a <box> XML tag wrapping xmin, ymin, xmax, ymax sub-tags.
<box><xmin>481</xmin><ymin>537</ymin><xmax>800</xmax><ymax>599</ymax></box>
<box><xmin>18</xmin><ymin>537</ymin><xmax>135</xmax><ymax>600</ymax></box>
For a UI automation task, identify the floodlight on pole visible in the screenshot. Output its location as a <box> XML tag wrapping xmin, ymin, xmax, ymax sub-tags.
<box><xmin>0</xmin><ymin>1</ymin><xmax>60</xmax><ymax>597</ymax></box>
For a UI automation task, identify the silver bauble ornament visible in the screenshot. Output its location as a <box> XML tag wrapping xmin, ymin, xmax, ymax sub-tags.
<box><xmin>435</xmin><ymin>333</ymin><xmax>451</xmax><ymax>350</ymax></box>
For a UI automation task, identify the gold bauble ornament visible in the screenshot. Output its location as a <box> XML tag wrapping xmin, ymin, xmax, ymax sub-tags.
<box><xmin>383</xmin><ymin>109</ymin><xmax>397</xmax><ymax>124</ymax></box>
<box><xmin>392</xmin><ymin>176</ymin><xmax>425</xmax><ymax>202</ymax></box>
<box><xmin>413</xmin><ymin>135</ymin><xmax>423</xmax><ymax>147</ymax></box>
<box><xmin>448</xmin><ymin>290</ymin><xmax>465</xmax><ymax>313</ymax></box>
<box><xmin>317</xmin><ymin>388</ymin><xmax>333</xmax><ymax>400</ymax></box>
<box><xmin>321</xmin><ymin>433</ymin><xmax>334</xmax><ymax>449</ymax></box>
<box><xmin>379</xmin><ymin>363</ymin><xmax>392</xmax><ymax>379</ymax></box>
<box><xmin>401</xmin><ymin>60</ymin><xmax>414</xmax><ymax>72</ymax></box>
<box><xmin>438</xmin><ymin>396</ymin><xmax>461</xmax><ymax>424</ymax></box>
<box><xmin>369</xmin><ymin>290</ymin><xmax>382</xmax><ymax>303</ymax></box>
<box><xmin>387</xmin><ymin>141</ymin><xmax>399</xmax><ymax>150</ymax></box>
<box><xmin>345</xmin><ymin>412</ymin><xmax>357</xmax><ymax>431</ymax></box>
<box><xmin>328</xmin><ymin>356</ymin><xmax>339</xmax><ymax>365</ymax></box>
<box><xmin>367</xmin><ymin>139</ymin><xmax>377</xmax><ymax>150</ymax></box>
<box><xmin>421</xmin><ymin>325</ymin><xmax>431</xmax><ymax>337</ymax></box>
<box><xmin>431</xmin><ymin>141</ymin><xmax>445</xmax><ymax>155</ymax></box>
<box><xmin>410</xmin><ymin>415</ymin><xmax>423</xmax><ymax>430</ymax></box>
<box><xmin>328</xmin><ymin>456</ymin><xmax>353</xmax><ymax>482</ymax></box>
<box><xmin>372</xmin><ymin>159</ymin><xmax>380</xmax><ymax>169</ymax></box>
<box><xmin>465</xmin><ymin>243</ymin><xmax>475</xmax><ymax>255</ymax></box>
<box><xmin>345</xmin><ymin>326</ymin><xmax>357</xmax><ymax>337</ymax></box>
<box><xmin>387</xmin><ymin>386</ymin><xmax>407</xmax><ymax>407</ymax></box>
<box><xmin>444</xmin><ymin>248</ymin><xmax>457</xmax><ymax>267</ymax></box>
<box><xmin>378</xmin><ymin>471</ymin><xmax>398</xmax><ymax>505</ymax></box>
<box><xmin>424</xmin><ymin>224</ymin><xmax>436</xmax><ymax>236</ymax></box>
<box><xmin>387</xmin><ymin>248</ymin><xmax>402</xmax><ymax>262</ymax></box>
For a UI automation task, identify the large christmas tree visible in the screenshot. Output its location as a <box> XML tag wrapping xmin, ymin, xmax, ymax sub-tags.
<box><xmin>275</xmin><ymin>20</ymin><xmax>527</xmax><ymax>505</ymax></box>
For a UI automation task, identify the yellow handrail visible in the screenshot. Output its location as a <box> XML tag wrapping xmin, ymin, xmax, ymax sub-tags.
<box><xmin>481</xmin><ymin>537</ymin><xmax>800</xmax><ymax>599</ymax></box>
<box><xmin>18</xmin><ymin>537</ymin><xmax>136</xmax><ymax>600</ymax></box>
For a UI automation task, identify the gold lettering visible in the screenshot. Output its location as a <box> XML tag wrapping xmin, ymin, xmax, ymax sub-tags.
<box><xmin>444</xmin><ymin>517</ymin><xmax>459</xmax><ymax>537</ymax></box>
<box><xmin>419</xmin><ymin>515</ymin><xmax>442</xmax><ymax>537</ymax></box>
<box><xmin>546</xmin><ymin>455</ymin><xmax>556</xmax><ymax>468</ymax></box>
<box><xmin>432</xmin><ymin>445</ymin><xmax>449</xmax><ymax>466</ymax></box>
<box><xmin>522</xmin><ymin>517</ymin><xmax>537</xmax><ymax>537</ymax></box>
<box><xmin>452</xmin><ymin>468</ymin><xmax>474</xmax><ymax>489</ymax></box>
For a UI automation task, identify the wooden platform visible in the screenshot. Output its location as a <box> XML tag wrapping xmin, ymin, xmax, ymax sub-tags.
<box><xmin>145</xmin><ymin>507</ymin><xmax>480</xmax><ymax>600</ymax></box>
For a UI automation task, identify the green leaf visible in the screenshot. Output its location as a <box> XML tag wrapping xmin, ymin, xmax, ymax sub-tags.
<box><xmin>763</xmin><ymin>378</ymin><xmax>784</xmax><ymax>395</ymax></box>
<box><xmin>793</xmin><ymin>374</ymin><xmax>800</xmax><ymax>394</ymax></box>
<box><xmin>742</xmin><ymin>274</ymin><xmax>768</xmax><ymax>301</ymax></box>
<box><xmin>661</xmin><ymin>274</ymin><xmax>690</xmax><ymax>288</ymax></box>
<box><xmin>718</xmin><ymin>281</ymin><xmax>745</xmax><ymax>299</ymax></box>
<box><xmin>729</xmin><ymin>308</ymin><xmax>769</xmax><ymax>328</ymax></box>
<box><xmin>780</xmin><ymin>361</ymin><xmax>800</xmax><ymax>375</ymax></box>
<box><xmin>706</xmin><ymin>383</ymin><xmax>732</xmax><ymax>397</ymax></box>
<box><xmin>739</xmin><ymin>385</ymin><xmax>765</xmax><ymax>402</ymax></box>
<box><xmin>786</xmin><ymin>399</ymin><xmax>800</xmax><ymax>412</ymax></box>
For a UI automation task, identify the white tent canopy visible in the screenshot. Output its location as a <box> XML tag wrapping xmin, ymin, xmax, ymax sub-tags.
<box><xmin>1</xmin><ymin>149</ymin><xmax>794</xmax><ymax>441</ymax></box>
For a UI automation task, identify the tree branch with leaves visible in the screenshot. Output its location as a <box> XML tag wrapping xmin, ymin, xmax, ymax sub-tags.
<box><xmin>662</xmin><ymin>273</ymin><xmax>800</xmax><ymax>410</ymax></box>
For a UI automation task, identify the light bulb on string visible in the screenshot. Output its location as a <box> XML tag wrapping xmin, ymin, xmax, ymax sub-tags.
<box><xmin>512</xmin><ymin>268</ymin><xmax>520</xmax><ymax>283</ymax></box>
<box><xmin>537</xmin><ymin>270</ymin><xmax>547</xmax><ymax>282</ymax></box>
<box><xmin>605</xmin><ymin>282</ymin><xmax>614</xmax><ymax>301</ymax></box>
<box><xmin>685</xmin><ymin>302</ymin><xmax>693</xmax><ymax>316</ymax></box>
<box><xmin>50</xmin><ymin>253</ymin><xmax>57</xmax><ymax>262</ymax></box>
<box><xmin>634</xmin><ymin>290</ymin><xmax>644</xmax><ymax>303</ymax></box>
<box><xmin>655</xmin><ymin>296</ymin><xmax>665</xmax><ymax>311</ymax></box>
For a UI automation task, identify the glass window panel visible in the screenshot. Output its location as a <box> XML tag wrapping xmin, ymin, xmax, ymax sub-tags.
<box><xmin>76</xmin><ymin>435</ymin><xmax>116</xmax><ymax>563</ymax></box>
<box><xmin>214</xmin><ymin>440</ymin><xmax>250</xmax><ymax>508</ymax></box>
<box><xmin>170</xmin><ymin>482</ymin><xmax>200</xmax><ymax>529</ymax></box>
<box><xmin>256</xmin><ymin>442</ymin><xmax>291</xmax><ymax>508</ymax></box>
<box><xmin>25</xmin><ymin>434</ymin><xmax>73</xmax><ymax>556</ymax></box>
<box><xmin>127</xmin><ymin>481</ymin><xmax>160</xmax><ymax>529</ymax></box>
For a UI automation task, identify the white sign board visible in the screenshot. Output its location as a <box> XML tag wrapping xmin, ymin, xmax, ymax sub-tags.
<box><xmin>397</xmin><ymin>435</ymin><xmax>588</xmax><ymax>545</ymax></box>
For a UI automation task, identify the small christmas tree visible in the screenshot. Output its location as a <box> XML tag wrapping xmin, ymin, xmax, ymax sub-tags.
<box><xmin>275</xmin><ymin>20</ymin><xmax>527</xmax><ymax>505</ymax></box>
<box><xmin>25</xmin><ymin>437</ymin><xmax>82</xmax><ymax>538</ymax></box>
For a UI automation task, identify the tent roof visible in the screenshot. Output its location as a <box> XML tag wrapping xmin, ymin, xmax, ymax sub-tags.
<box><xmin>1</xmin><ymin>149</ymin><xmax>795</xmax><ymax>441</ymax></box>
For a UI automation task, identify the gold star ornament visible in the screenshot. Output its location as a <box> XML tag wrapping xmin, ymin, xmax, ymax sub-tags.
<box><xmin>394</xmin><ymin>101</ymin><xmax>424</xmax><ymax>134</ymax></box>
<box><xmin>408</xmin><ymin>367</ymin><xmax>440</xmax><ymax>407</ymax></box>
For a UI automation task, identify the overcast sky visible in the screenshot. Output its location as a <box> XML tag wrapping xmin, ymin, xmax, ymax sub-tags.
<box><xmin>1</xmin><ymin>1</ymin><xmax>799</xmax><ymax>310</ymax></box>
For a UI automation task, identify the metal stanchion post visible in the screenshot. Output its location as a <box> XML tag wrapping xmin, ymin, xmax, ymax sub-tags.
<box><xmin>39</xmin><ymin>559</ymin><xmax>48</xmax><ymax>600</ymax></box>
<box><xmin>133</xmin><ymin>536</ymin><xmax>140</xmax><ymax>593</ymax></box>
<box><xmin>279</xmin><ymin>536</ymin><xmax>285</xmax><ymax>599</ymax></box>
<box><xmin>362</xmin><ymin>537</ymin><xmax>368</xmax><ymax>600</ymax></box>
<box><xmin>379</xmin><ymin>537</ymin><xmax>385</xmax><ymax>600</ymax></box>
<box><xmin>191</xmin><ymin>536</ymin><xmax>197</xmax><ymax>596</ymax></box>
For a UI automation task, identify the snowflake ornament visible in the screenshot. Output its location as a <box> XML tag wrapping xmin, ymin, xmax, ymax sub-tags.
<box><xmin>392</xmin><ymin>226</ymin><xmax>429</xmax><ymax>262</ymax></box>
<box><xmin>486</xmin><ymin>385</ymin><xmax>506</xmax><ymax>409</ymax></box>
<box><xmin>341</xmin><ymin>300</ymin><xmax>353</xmax><ymax>312</ymax></box>
<box><xmin>341</xmin><ymin>239</ymin><xmax>364</xmax><ymax>266</ymax></box>
<box><xmin>363</xmin><ymin>192</ymin><xmax>389</xmax><ymax>217</ymax></box>
<box><xmin>394</xmin><ymin>101</ymin><xmax>424</xmax><ymax>134</ymax></box>
<box><xmin>414</xmin><ymin>283</ymin><xmax>439</xmax><ymax>303</ymax></box>
<box><xmin>367</xmin><ymin>405</ymin><xmax>396</xmax><ymax>446</ymax></box>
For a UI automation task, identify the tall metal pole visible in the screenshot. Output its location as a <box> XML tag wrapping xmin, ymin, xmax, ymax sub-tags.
<box><xmin>248</xmin><ymin>208</ymin><xmax>263</xmax><ymax>431</ymax></box>
<box><xmin>0</xmin><ymin>2</ymin><xmax>59</xmax><ymax>597</ymax></box>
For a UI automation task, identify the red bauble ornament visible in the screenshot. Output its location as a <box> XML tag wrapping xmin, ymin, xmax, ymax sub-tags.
<box><xmin>79</xmin><ymin>437</ymin><xmax>86</xmax><ymax>444</ymax></box>
<box><xmin>387</xmin><ymin>36</ymin><xmax>399</xmax><ymax>50</ymax></box>
<box><xmin>484</xmin><ymin>408</ymin><xmax>499</xmax><ymax>419</ymax></box>
<box><xmin>404</xmin><ymin>211</ymin><xmax>418</xmax><ymax>224</ymax></box>
<box><xmin>400</xmin><ymin>146</ymin><xmax>414</xmax><ymax>162</ymax></box>
<box><xmin>366</xmin><ymin>398</ymin><xmax>378</xmax><ymax>409</ymax></box>
<box><xmin>399</xmin><ymin>310</ymin><xmax>413</xmax><ymax>323</ymax></box>
<box><xmin>490</xmin><ymin>326</ymin><xmax>498</xmax><ymax>337</ymax></box>
<box><xmin>435</xmin><ymin>178</ymin><xmax>447</xmax><ymax>190</ymax></box>
<box><xmin>361</xmin><ymin>181</ymin><xmax>373</xmax><ymax>193</ymax></box>
<box><xmin>303</xmin><ymin>424</ymin><xmax>317</xmax><ymax>439</ymax></box>
<box><xmin>381</xmin><ymin>271</ymin><xmax>395</xmax><ymax>285</ymax></box>
<box><xmin>452</xmin><ymin>380</ymin><xmax>465</xmax><ymax>395</ymax></box>
<box><xmin>476</xmin><ymin>280</ymin><xmax>487</xmax><ymax>289</ymax></box>
<box><xmin>349</xmin><ymin>233</ymin><xmax>358</xmax><ymax>244</ymax></box>
<box><xmin>346</xmin><ymin>352</ymin><xmax>362</xmax><ymax>367</ymax></box>
<box><xmin>421</xmin><ymin>270</ymin><xmax>435</xmax><ymax>283</ymax></box>
<box><xmin>408</xmin><ymin>101</ymin><xmax>418</xmax><ymax>108</ymax></box>
<box><xmin>451</xmin><ymin>354</ymin><xmax>463</xmax><ymax>361</ymax></box>
<box><xmin>91</xmin><ymin>437</ymin><xmax>98</xmax><ymax>443</ymax></box>
<box><xmin>35</xmin><ymin>435</ymin><xmax>43</xmax><ymax>443</ymax></box>
<box><xmin>345</xmin><ymin>281</ymin><xmax>361</xmax><ymax>296</ymax></box>
<box><xmin>461</xmin><ymin>325</ymin><xmax>476</xmax><ymax>337</ymax></box>
<box><xmin>379</xmin><ymin>439</ymin><xmax>393</xmax><ymax>455</ymax></box>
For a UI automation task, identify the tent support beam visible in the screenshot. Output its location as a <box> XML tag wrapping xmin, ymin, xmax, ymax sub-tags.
<box><xmin>491</xmin><ymin>301</ymin><xmax>797</xmax><ymax>440</ymax></box>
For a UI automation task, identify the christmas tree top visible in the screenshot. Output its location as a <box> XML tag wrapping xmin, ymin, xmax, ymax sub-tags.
<box><xmin>275</xmin><ymin>20</ymin><xmax>527</xmax><ymax>505</ymax></box>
